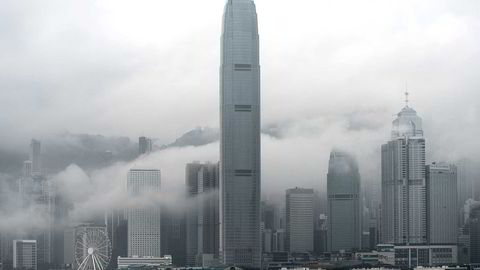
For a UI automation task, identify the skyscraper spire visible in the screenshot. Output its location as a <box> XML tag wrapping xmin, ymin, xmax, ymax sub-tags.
<box><xmin>405</xmin><ymin>81</ymin><xmax>409</xmax><ymax>107</ymax></box>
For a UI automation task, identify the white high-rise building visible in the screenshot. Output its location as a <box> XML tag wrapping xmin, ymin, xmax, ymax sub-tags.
<box><xmin>381</xmin><ymin>100</ymin><xmax>427</xmax><ymax>244</ymax></box>
<box><xmin>327</xmin><ymin>150</ymin><xmax>361</xmax><ymax>251</ymax></box>
<box><xmin>220</xmin><ymin>0</ymin><xmax>261</xmax><ymax>268</ymax></box>
<box><xmin>127</xmin><ymin>169</ymin><xmax>161</xmax><ymax>257</ymax></box>
<box><xmin>286</xmin><ymin>188</ymin><xmax>314</xmax><ymax>253</ymax></box>
<box><xmin>13</xmin><ymin>240</ymin><xmax>37</xmax><ymax>270</ymax></box>
<box><xmin>426</xmin><ymin>162</ymin><xmax>458</xmax><ymax>244</ymax></box>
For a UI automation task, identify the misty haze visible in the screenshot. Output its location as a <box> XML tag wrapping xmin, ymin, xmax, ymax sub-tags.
<box><xmin>1</xmin><ymin>1</ymin><xmax>479</xmax><ymax>270</ymax></box>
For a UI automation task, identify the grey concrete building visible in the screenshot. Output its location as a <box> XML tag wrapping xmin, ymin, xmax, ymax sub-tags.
<box><xmin>426</xmin><ymin>162</ymin><xmax>458</xmax><ymax>244</ymax></box>
<box><xmin>185</xmin><ymin>163</ymin><xmax>219</xmax><ymax>267</ymax></box>
<box><xmin>29</xmin><ymin>139</ymin><xmax>42</xmax><ymax>176</ymax></box>
<box><xmin>138</xmin><ymin>137</ymin><xmax>152</xmax><ymax>155</ymax></box>
<box><xmin>220</xmin><ymin>0</ymin><xmax>261</xmax><ymax>268</ymax></box>
<box><xmin>286</xmin><ymin>188</ymin><xmax>314</xmax><ymax>253</ymax></box>
<box><xmin>327</xmin><ymin>150</ymin><xmax>361</xmax><ymax>251</ymax></box>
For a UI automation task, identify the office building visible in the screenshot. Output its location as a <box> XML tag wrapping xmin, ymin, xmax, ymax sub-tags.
<box><xmin>23</xmin><ymin>160</ymin><xmax>33</xmax><ymax>178</ymax></box>
<box><xmin>393</xmin><ymin>244</ymin><xmax>458</xmax><ymax>268</ymax></box>
<box><xmin>18</xmin><ymin>175</ymin><xmax>54</xmax><ymax>269</ymax></box>
<box><xmin>426</xmin><ymin>163</ymin><xmax>458</xmax><ymax>244</ymax></box>
<box><xmin>470</xmin><ymin>204</ymin><xmax>480</xmax><ymax>263</ymax></box>
<box><xmin>29</xmin><ymin>139</ymin><xmax>42</xmax><ymax>176</ymax></box>
<box><xmin>220</xmin><ymin>0</ymin><xmax>261</xmax><ymax>268</ymax></box>
<box><xmin>286</xmin><ymin>188</ymin><xmax>314</xmax><ymax>253</ymax></box>
<box><xmin>139</xmin><ymin>137</ymin><xmax>153</xmax><ymax>155</ymax></box>
<box><xmin>13</xmin><ymin>240</ymin><xmax>37</xmax><ymax>270</ymax></box>
<box><xmin>127</xmin><ymin>169</ymin><xmax>162</xmax><ymax>257</ymax></box>
<box><xmin>381</xmin><ymin>99</ymin><xmax>427</xmax><ymax>244</ymax></box>
<box><xmin>117</xmin><ymin>255</ymin><xmax>172</xmax><ymax>269</ymax></box>
<box><xmin>327</xmin><ymin>150</ymin><xmax>361</xmax><ymax>251</ymax></box>
<box><xmin>185</xmin><ymin>163</ymin><xmax>219</xmax><ymax>267</ymax></box>
<box><xmin>457</xmin><ymin>159</ymin><xmax>476</xmax><ymax>226</ymax></box>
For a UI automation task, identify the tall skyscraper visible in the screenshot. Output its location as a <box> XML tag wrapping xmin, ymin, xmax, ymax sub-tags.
<box><xmin>127</xmin><ymin>169</ymin><xmax>162</xmax><ymax>257</ymax></box>
<box><xmin>30</xmin><ymin>139</ymin><xmax>42</xmax><ymax>176</ymax></box>
<box><xmin>381</xmin><ymin>99</ymin><xmax>427</xmax><ymax>244</ymax></box>
<box><xmin>23</xmin><ymin>160</ymin><xmax>33</xmax><ymax>177</ymax></box>
<box><xmin>18</xmin><ymin>175</ymin><xmax>54</xmax><ymax>270</ymax></box>
<box><xmin>139</xmin><ymin>137</ymin><xmax>153</xmax><ymax>155</ymax></box>
<box><xmin>185</xmin><ymin>163</ymin><xmax>219</xmax><ymax>267</ymax></box>
<box><xmin>285</xmin><ymin>188</ymin><xmax>314</xmax><ymax>253</ymax></box>
<box><xmin>457</xmin><ymin>159</ymin><xmax>476</xmax><ymax>226</ymax></box>
<box><xmin>106</xmin><ymin>209</ymin><xmax>128</xmax><ymax>269</ymax></box>
<box><xmin>327</xmin><ymin>150</ymin><xmax>361</xmax><ymax>251</ymax></box>
<box><xmin>426</xmin><ymin>162</ymin><xmax>458</xmax><ymax>244</ymax></box>
<box><xmin>160</xmin><ymin>208</ymin><xmax>186</xmax><ymax>267</ymax></box>
<box><xmin>220</xmin><ymin>0</ymin><xmax>261</xmax><ymax>268</ymax></box>
<box><xmin>469</xmin><ymin>204</ymin><xmax>480</xmax><ymax>263</ymax></box>
<box><xmin>13</xmin><ymin>240</ymin><xmax>37</xmax><ymax>270</ymax></box>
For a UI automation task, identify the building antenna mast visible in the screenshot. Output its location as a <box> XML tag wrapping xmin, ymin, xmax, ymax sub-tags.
<box><xmin>405</xmin><ymin>81</ymin><xmax>410</xmax><ymax>107</ymax></box>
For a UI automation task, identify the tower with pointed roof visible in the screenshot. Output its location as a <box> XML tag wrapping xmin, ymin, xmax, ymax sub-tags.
<box><xmin>381</xmin><ymin>95</ymin><xmax>427</xmax><ymax>245</ymax></box>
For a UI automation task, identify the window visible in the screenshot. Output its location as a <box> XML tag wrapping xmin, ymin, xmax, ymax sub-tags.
<box><xmin>235</xmin><ymin>169</ymin><xmax>253</xmax><ymax>177</ymax></box>
<box><xmin>234</xmin><ymin>64</ymin><xmax>252</xmax><ymax>71</ymax></box>
<box><xmin>235</xmin><ymin>105</ymin><xmax>252</xmax><ymax>112</ymax></box>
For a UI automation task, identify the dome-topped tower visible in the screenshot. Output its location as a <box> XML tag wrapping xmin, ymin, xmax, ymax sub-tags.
<box><xmin>391</xmin><ymin>92</ymin><xmax>423</xmax><ymax>139</ymax></box>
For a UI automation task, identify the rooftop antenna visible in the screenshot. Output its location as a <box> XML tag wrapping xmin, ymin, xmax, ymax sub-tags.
<box><xmin>404</xmin><ymin>81</ymin><xmax>409</xmax><ymax>107</ymax></box>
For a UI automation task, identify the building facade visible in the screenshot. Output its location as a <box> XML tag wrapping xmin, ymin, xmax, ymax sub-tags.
<box><xmin>327</xmin><ymin>150</ymin><xmax>361</xmax><ymax>251</ymax></box>
<box><xmin>138</xmin><ymin>137</ymin><xmax>153</xmax><ymax>155</ymax></box>
<box><xmin>220</xmin><ymin>0</ymin><xmax>261</xmax><ymax>268</ymax></box>
<box><xmin>469</xmin><ymin>204</ymin><xmax>480</xmax><ymax>263</ymax></box>
<box><xmin>127</xmin><ymin>169</ymin><xmax>162</xmax><ymax>257</ymax></box>
<box><xmin>13</xmin><ymin>240</ymin><xmax>37</xmax><ymax>270</ymax></box>
<box><xmin>18</xmin><ymin>175</ymin><xmax>54</xmax><ymax>269</ymax></box>
<box><xmin>381</xmin><ymin>105</ymin><xmax>427</xmax><ymax>244</ymax></box>
<box><xmin>426</xmin><ymin>163</ymin><xmax>458</xmax><ymax>244</ymax></box>
<box><xmin>29</xmin><ymin>139</ymin><xmax>42</xmax><ymax>176</ymax></box>
<box><xmin>286</xmin><ymin>188</ymin><xmax>314</xmax><ymax>253</ymax></box>
<box><xmin>185</xmin><ymin>163</ymin><xmax>219</xmax><ymax>267</ymax></box>
<box><xmin>394</xmin><ymin>245</ymin><xmax>458</xmax><ymax>268</ymax></box>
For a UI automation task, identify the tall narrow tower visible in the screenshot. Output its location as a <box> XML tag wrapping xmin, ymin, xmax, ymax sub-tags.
<box><xmin>30</xmin><ymin>139</ymin><xmax>42</xmax><ymax>176</ymax></box>
<box><xmin>327</xmin><ymin>150</ymin><xmax>361</xmax><ymax>251</ymax></box>
<box><xmin>220</xmin><ymin>0</ymin><xmax>261</xmax><ymax>268</ymax></box>
<box><xmin>127</xmin><ymin>169</ymin><xmax>162</xmax><ymax>257</ymax></box>
<box><xmin>381</xmin><ymin>95</ymin><xmax>427</xmax><ymax>244</ymax></box>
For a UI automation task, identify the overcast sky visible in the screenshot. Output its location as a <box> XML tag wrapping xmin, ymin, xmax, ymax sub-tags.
<box><xmin>1</xmin><ymin>0</ymin><xmax>480</xmax><ymax>192</ymax></box>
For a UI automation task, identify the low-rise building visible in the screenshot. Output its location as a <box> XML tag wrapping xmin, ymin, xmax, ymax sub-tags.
<box><xmin>394</xmin><ymin>245</ymin><xmax>458</xmax><ymax>268</ymax></box>
<box><xmin>117</xmin><ymin>256</ymin><xmax>172</xmax><ymax>270</ymax></box>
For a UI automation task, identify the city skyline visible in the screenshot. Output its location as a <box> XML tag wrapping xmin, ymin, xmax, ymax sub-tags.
<box><xmin>0</xmin><ymin>1</ymin><xmax>479</xmax><ymax>206</ymax></box>
<box><xmin>1</xmin><ymin>0</ymin><xmax>480</xmax><ymax>269</ymax></box>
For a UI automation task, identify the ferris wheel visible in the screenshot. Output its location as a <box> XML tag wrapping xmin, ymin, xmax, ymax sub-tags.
<box><xmin>74</xmin><ymin>226</ymin><xmax>112</xmax><ymax>270</ymax></box>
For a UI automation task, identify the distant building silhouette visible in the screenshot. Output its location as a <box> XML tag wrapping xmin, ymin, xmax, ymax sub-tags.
<box><xmin>469</xmin><ymin>204</ymin><xmax>480</xmax><ymax>263</ymax></box>
<box><xmin>327</xmin><ymin>150</ymin><xmax>361</xmax><ymax>251</ymax></box>
<box><xmin>426</xmin><ymin>162</ymin><xmax>458</xmax><ymax>244</ymax></box>
<box><xmin>185</xmin><ymin>162</ymin><xmax>219</xmax><ymax>267</ymax></box>
<box><xmin>286</xmin><ymin>188</ymin><xmax>314</xmax><ymax>253</ymax></box>
<box><xmin>138</xmin><ymin>137</ymin><xmax>152</xmax><ymax>155</ymax></box>
<box><xmin>29</xmin><ymin>139</ymin><xmax>42</xmax><ymax>176</ymax></box>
